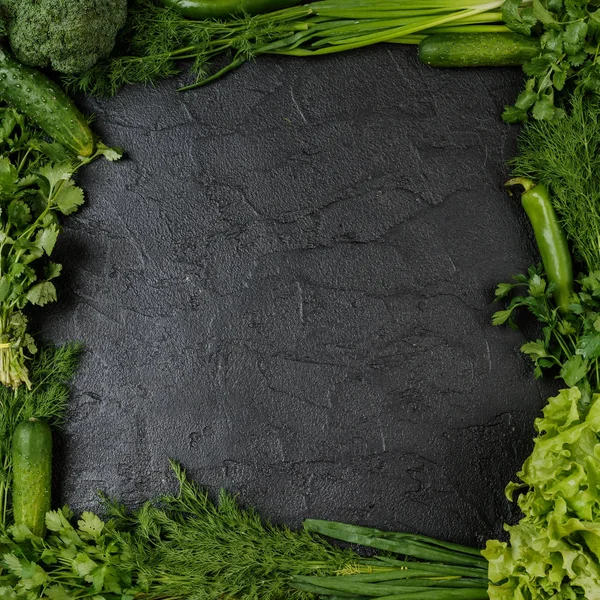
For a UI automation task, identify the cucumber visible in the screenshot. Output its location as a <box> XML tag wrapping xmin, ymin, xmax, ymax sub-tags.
<box><xmin>0</xmin><ymin>48</ymin><xmax>94</xmax><ymax>157</ymax></box>
<box><xmin>12</xmin><ymin>418</ymin><xmax>52</xmax><ymax>537</ymax></box>
<box><xmin>418</xmin><ymin>33</ymin><xmax>541</xmax><ymax>68</ymax></box>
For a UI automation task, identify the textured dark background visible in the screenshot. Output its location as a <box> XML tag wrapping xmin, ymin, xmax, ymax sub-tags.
<box><xmin>35</xmin><ymin>45</ymin><xmax>556</xmax><ymax>548</ymax></box>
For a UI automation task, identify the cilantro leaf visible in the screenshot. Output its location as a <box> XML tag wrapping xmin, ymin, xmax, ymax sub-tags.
<box><xmin>39</xmin><ymin>163</ymin><xmax>73</xmax><ymax>190</ymax></box>
<box><xmin>521</xmin><ymin>339</ymin><xmax>552</xmax><ymax>361</ymax></box>
<box><xmin>45</xmin><ymin>585</ymin><xmax>73</xmax><ymax>600</ymax></box>
<box><xmin>503</xmin><ymin>0</ymin><xmax>539</xmax><ymax>34</ymax></box>
<box><xmin>528</xmin><ymin>274</ymin><xmax>547</xmax><ymax>296</ymax></box>
<box><xmin>563</xmin><ymin>21</ymin><xmax>588</xmax><ymax>54</ymax></box>
<box><xmin>35</xmin><ymin>226</ymin><xmax>59</xmax><ymax>256</ymax></box>
<box><xmin>533</xmin><ymin>0</ymin><xmax>556</xmax><ymax>24</ymax></box>
<box><xmin>0</xmin><ymin>157</ymin><xmax>18</xmax><ymax>197</ymax></box>
<box><xmin>95</xmin><ymin>142</ymin><xmax>123</xmax><ymax>162</ymax></box>
<box><xmin>0</xmin><ymin>278</ymin><xmax>11</xmax><ymax>304</ymax></box>
<box><xmin>77</xmin><ymin>513</ymin><xmax>104</xmax><ymax>540</ymax></box>
<box><xmin>502</xmin><ymin>105</ymin><xmax>529</xmax><ymax>123</ymax></box>
<box><xmin>54</xmin><ymin>180</ymin><xmax>84</xmax><ymax>216</ymax></box>
<box><xmin>523</xmin><ymin>56</ymin><xmax>555</xmax><ymax>78</ymax></box>
<box><xmin>553</xmin><ymin>68</ymin><xmax>567</xmax><ymax>90</ymax></box>
<box><xmin>7</xmin><ymin>200</ymin><xmax>31</xmax><ymax>229</ymax></box>
<box><xmin>495</xmin><ymin>282</ymin><xmax>518</xmax><ymax>300</ymax></box>
<box><xmin>73</xmin><ymin>553</ymin><xmax>97</xmax><ymax>578</ymax></box>
<box><xmin>532</xmin><ymin>94</ymin><xmax>557</xmax><ymax>120</ymax></box>
<box><xmin>560</xmin><ymin>354</ymin><xmax>588</xmax><ymax>386</ymax></box>
<box><xmin>28</xmin><ymin>139</ymin><xmax>72</xmax><ymax>163</ymax></box>
<box><xmin>26</xmin><ymin>282</ymin><xmax>57</xmax><ymax>307</ymax></box>
<box><xmin>45</xmin><ymin>262</ymin><xmax>62</xmax><ymax>281</ymax></box>
<box><xmin>3</xmin><ymin>554</ymin><xmax>23</xmax><ymax>577</ymax></box>
<box><xmin>515</xmin><ymin>89</ymin><xmax>538</xmax><ymax>110</ymax></box>
<box><xmin>20</xmin><ymin>561</ymin><xmax>48</xmax><ymax>589</ymax></box>
<box><xmin>577</xmin><ymin>331</ymin><xmax>600</xmax><ymax>359</ymax></box>
<box><xmin>0</xmin><ymin>110</ymin><xmax>18</xmax><ymax>144</ymax></box>
<box><xmin>0</xmin><ymin>586</ymin><xmax>17</xmax><ymax>600</ymax></box>
<box><xmin>492</xmin><ymin>308</ymin><xmax>514</xmax><ymax>325</ymax></box>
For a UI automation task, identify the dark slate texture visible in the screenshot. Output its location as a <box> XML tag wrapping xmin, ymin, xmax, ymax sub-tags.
<box><xmin>36</xmin><ymin>45</ymin><xmax>555</xmax><ymax>548</ymax></box>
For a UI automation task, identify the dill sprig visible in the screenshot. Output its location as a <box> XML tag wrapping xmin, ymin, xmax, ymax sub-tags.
<box><xmin>99</xmin><ymin>462</ymin><xmax>489</xmax><ymax>600</ymax></box>
<box><xmin>64</xmin><ymin>0</ymin><xmax>506</xmax><ymax>96</ymax></box>
<box><xmin>63</xmin><ymin>0</ymin><xmax>315</xmax><ymax>96</ymax></box>
<box><xmin>510</xmin><ymin>95</ymin><xmax>600</xmax><ymax>273</ymax></box>
<box><xmin>0</xmin><ymin>342</ymin><xmax>82</xmax><ymax>528</ymax></box>
<box><xmin>105</xmin><ymin>461</ymin><xmax>355</xmax><ymax>600</ymax></box>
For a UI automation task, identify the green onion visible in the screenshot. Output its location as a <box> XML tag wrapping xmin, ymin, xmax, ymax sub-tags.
<box><xmin>64</xmin><ymin>0</ymin><xmax>515</xmax><ymax>95</ymax></box>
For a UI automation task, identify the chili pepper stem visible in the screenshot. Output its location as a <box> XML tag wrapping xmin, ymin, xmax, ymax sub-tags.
<box><xmin>505</xmin><ymin>177</ymin><xmax>535</xmax><ymax>192</ymax></box>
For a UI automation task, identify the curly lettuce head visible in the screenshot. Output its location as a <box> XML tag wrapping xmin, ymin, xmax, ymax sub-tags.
<box><xmin>484</xmin><ymin>387</ymin><xmax>600</xmax><ymax>599</ymax></box>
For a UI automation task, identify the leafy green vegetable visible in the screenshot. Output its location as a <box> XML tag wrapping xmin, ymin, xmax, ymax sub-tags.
<box><xmin>490</xmin><ymin>95</ymin><xmax>600</xmax><ymax>593</ymax></box>
<box><xmin>108</xmin><ymin>462</ymin><xmax>354</xmax><ymax>600</ymax></box>
<box><xmin>0</xmin><ymin>107</ymin><xmax>120</xmax><ymax>389</ymax></box>
<box><xmin>483</xmin><ymin>386</ymin><xmax>600</xmax><ymax>599</ymax></box>
<box><xmin>491</xmin><ymin>267</ymin><xmax>600</xmax><ymax>396</ymax></box>
<box><xmin>63</xmin><ymin>0</ymin><xmax>508</xmax><ymax>96</ymax></box>
<box><xmin>0</xmin><ymin>505</ymin><xmax>137</xmax><ymax>600</ymax></box>
<box><xmin>0</xmin><ymin>458</ymin><xmax>491</xmax><ymax>600</ymax></box>
<box><xmin>501</xmin><ymin>0</ymin><xmax>600</xmax><ymax>122</ymax></box>
<box><xmin>1</xmin><ymin>0</ymin><xmax>128</xmax><ymax>75</ymax></box>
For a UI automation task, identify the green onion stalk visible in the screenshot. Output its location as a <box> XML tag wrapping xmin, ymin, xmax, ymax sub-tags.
<box><xmin>96</xmin><ymin>463</ymin><xmax>491</xmax><ymax>600</ymax></box>
<box><xmin>65</xmin><ymin>0</ymin><xmax>518</xmax><ymax>95</ymax></box>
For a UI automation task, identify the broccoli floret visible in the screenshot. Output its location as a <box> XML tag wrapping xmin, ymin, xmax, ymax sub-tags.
<box><xmin>3</xmin><ymin>0</ymin><xmax>128</xmax><ymax>74</ymax></box>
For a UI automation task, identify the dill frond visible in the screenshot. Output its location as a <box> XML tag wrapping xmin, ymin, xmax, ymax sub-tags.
<box><xmin>104</xmin><ymin>462</ymin><xmax>354</xmax><ymax>600</ymax></box>
<box><xmin>510</xmin><ymin>95</ymin><xmax>600</xmax><ymax>273</ymax></box>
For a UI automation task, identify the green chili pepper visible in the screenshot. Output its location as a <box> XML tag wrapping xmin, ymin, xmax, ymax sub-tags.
<box><xmin>160</xmin><ymin>0</ymin><xmax>302</xmax><ymax>19</ymax></box>
<box><xmin>508</xmin><ymin>177</ymin><xmax>574</xmax><ymax>313</ymax></box>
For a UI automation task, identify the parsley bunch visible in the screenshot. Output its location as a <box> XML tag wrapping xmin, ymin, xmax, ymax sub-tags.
<box><xmin>493</xmin><ymin>267</ymin><xmax>600</xmax><ymax>400</ymax></box>
<box><xmin>0</xmin><ymin>508</ymin><xmax>138</xmax><ymax>600</ymax></box>
<box><xmin>502</xmin><ymin>0</ymin><xmax>600</xmax><ymax>122</ymax></box>
<box><xmin>0</xmin><ymin>107</ymin><xmax>119</xmax><ymax>389</ymax></box>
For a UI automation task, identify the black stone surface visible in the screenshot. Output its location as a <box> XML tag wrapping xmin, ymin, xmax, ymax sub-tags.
<box><xmin>35</xmin><ymin>46</ymin><xmax>556</xmax><ymax>548</ymax></box>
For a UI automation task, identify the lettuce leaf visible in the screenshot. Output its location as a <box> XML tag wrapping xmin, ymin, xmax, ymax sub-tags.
<box><xmin>484</xmin><ymin>387</ymin><xmax>600</xmax><ymax>599</ymax></box>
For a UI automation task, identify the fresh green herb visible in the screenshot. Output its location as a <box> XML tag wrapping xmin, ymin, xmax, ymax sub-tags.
<box><xmin>0</xmin><ymin>107</ymin><xmax>119</xmax><ymax>389</ymax></box>
<box><xmin>492</xmin><ymin>267</ymin><xmax>600</xmax><ymax>395</ymax></box>
<box><xmin>63</xmin><ymin>0</ymin><xmax>508</xmax><ymax>96</ymax></box>
<box><xmin>510</xmin><ymin>94</ymin><xmax>600</xmax><ymax>272</ymax></box>
<box><xmin>0</xmin><ymin>506</ymin><xmax>138</xmax><ymax>600</ymax></box>
<box><xmin>106</xmin><ymin>462</ymin><xmax>355</xmax><ymax>600</ymax></box>
<box><xmin>483</xmin><ymin>386</ymin><xmax>600</xmax><ymax>599</ymax></box>
<box><xmin>501</xmin><ymin>0</ymin><xmax>600</xmax><ymax>123</ymax></box>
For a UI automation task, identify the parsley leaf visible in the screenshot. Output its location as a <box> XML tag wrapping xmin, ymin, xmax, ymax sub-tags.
<box><xmin>26</xmin><ymin>282</ymin><xmax>57</xmax><ymax>307</ymax></box>
<box><xmin>54</xmin><ymin>180</ymin><xmax>84</xmax><ymax>216</ymax></box>
<box><xmin>0</xmin><ymin>107</ymin><xmax>119</xmax><ymax>388</ymax></box>
<box><xmin>502</xmin><ymin>0</ymin><xmax>600</xmax><ymax>121</ymax></box>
